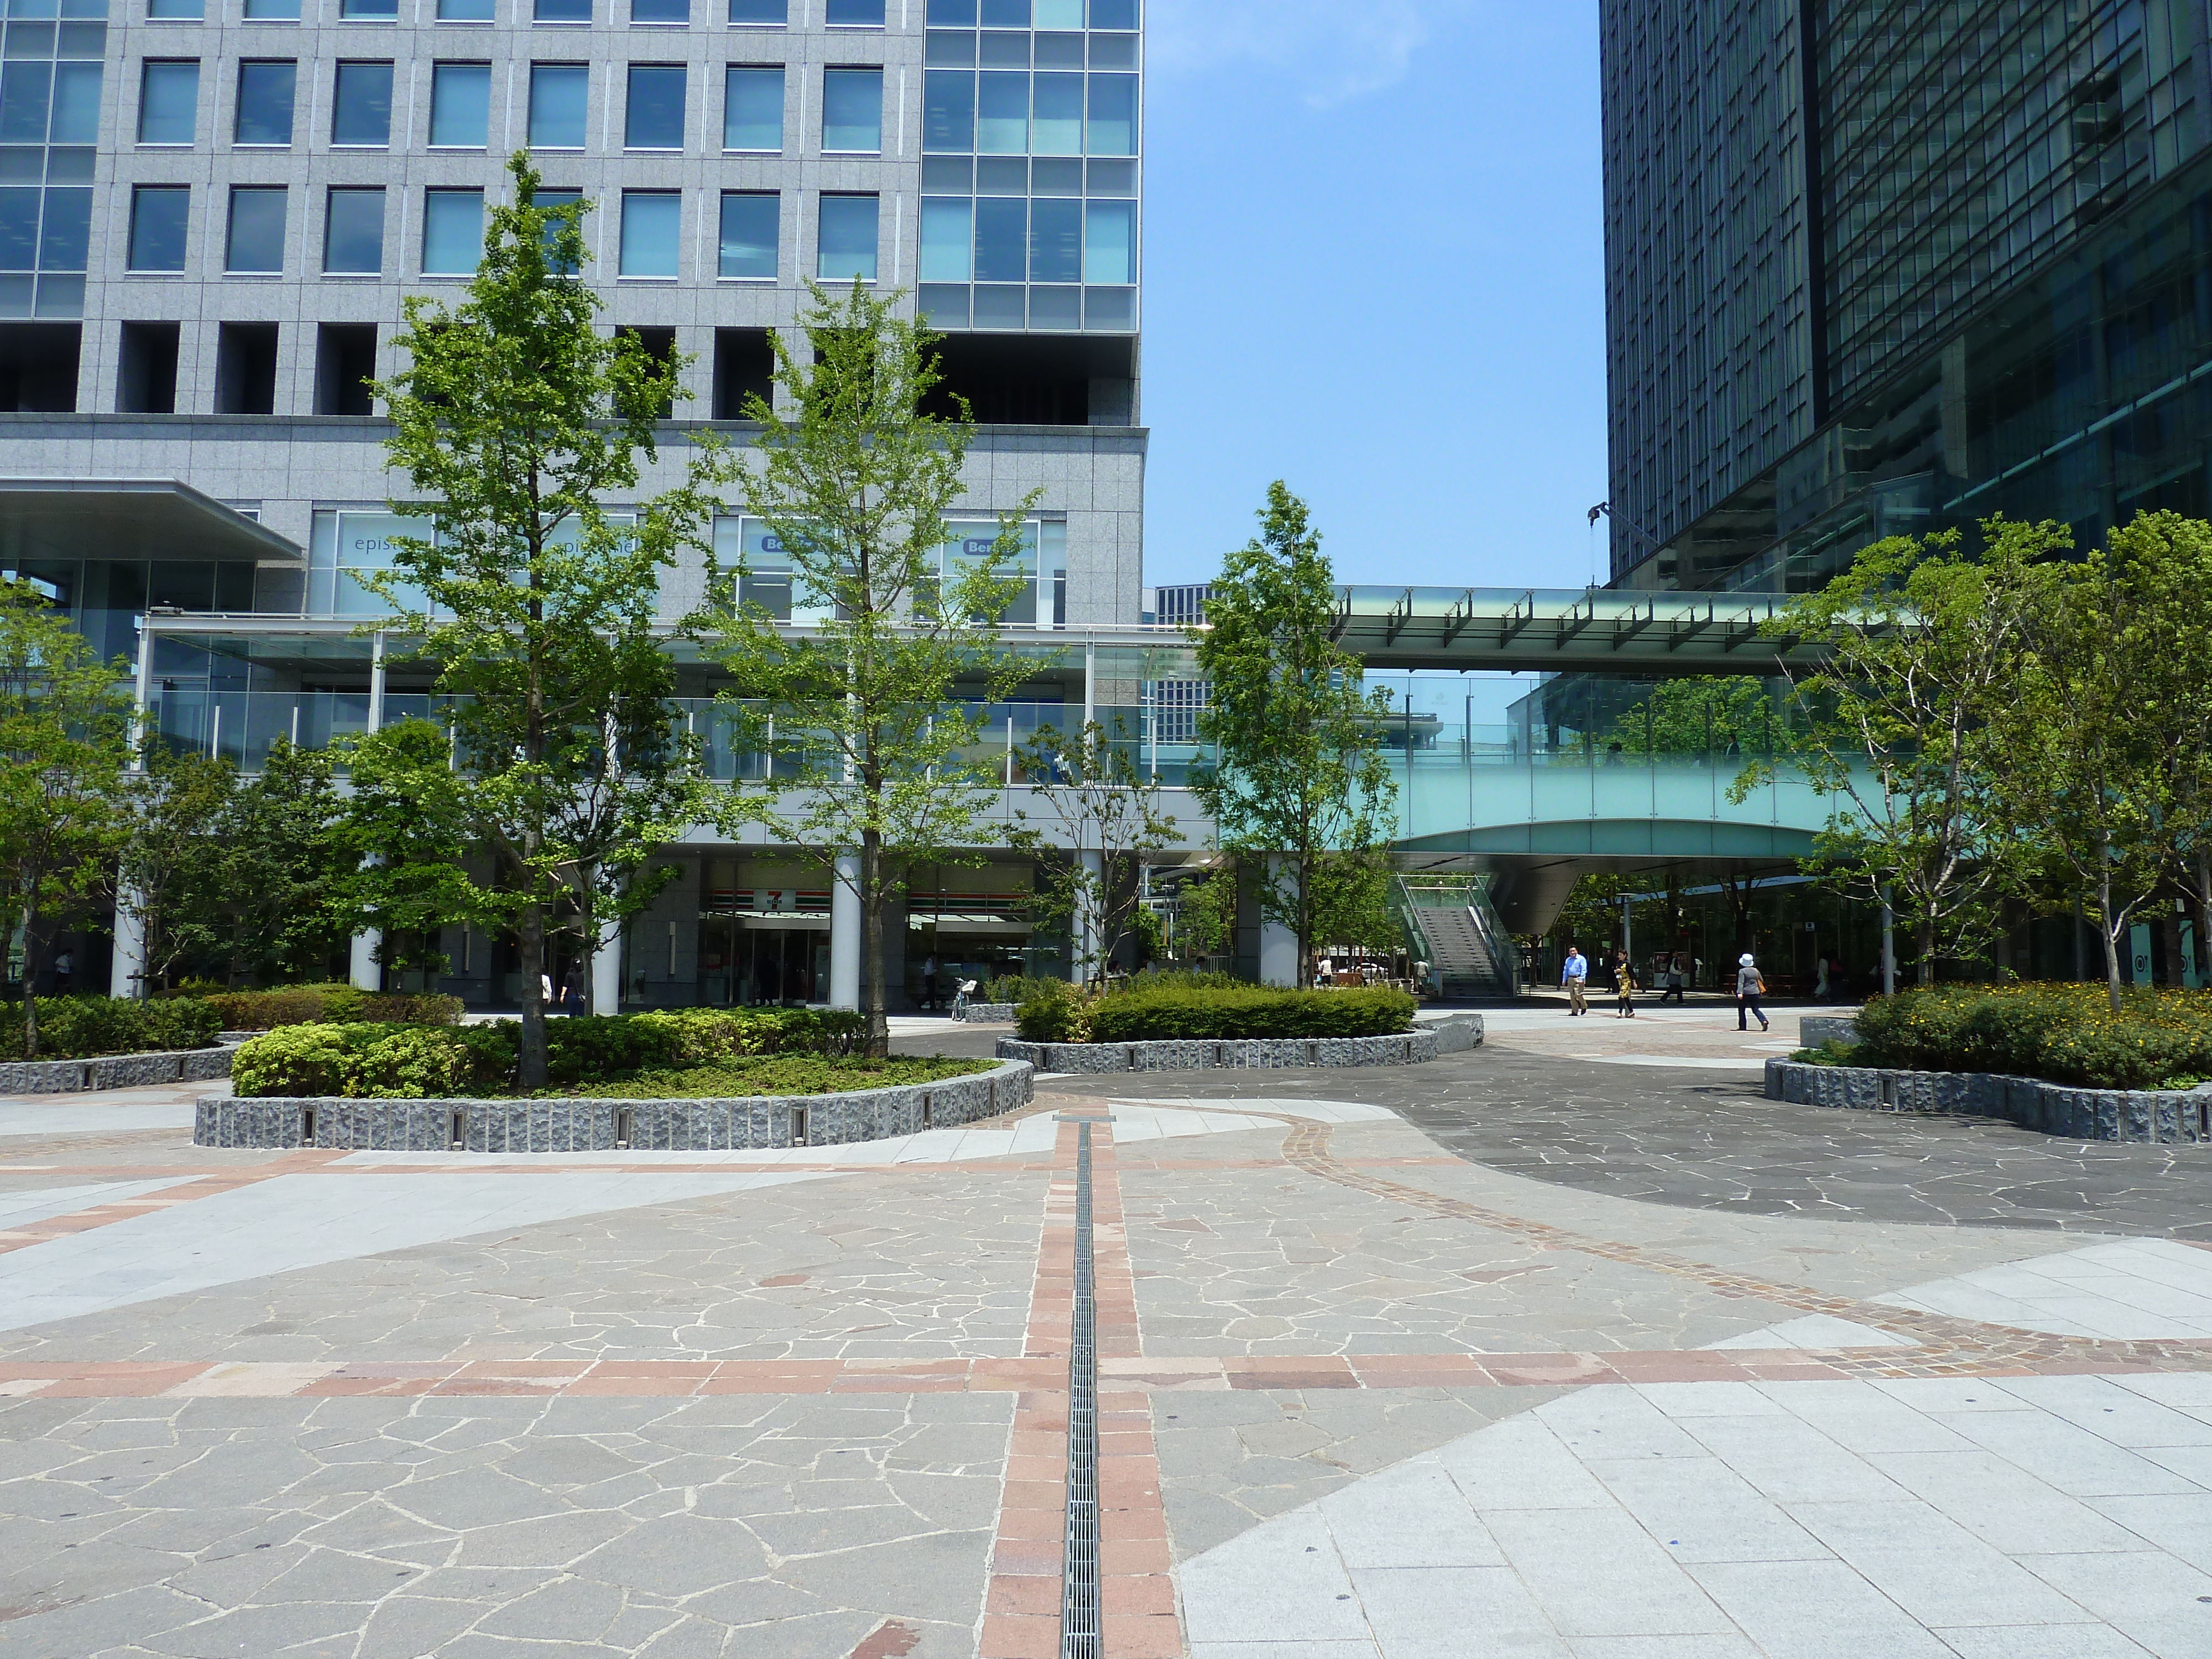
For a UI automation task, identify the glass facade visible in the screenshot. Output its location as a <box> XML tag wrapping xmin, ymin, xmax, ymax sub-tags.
<box><xmin>915</xmin><ymin>0</ymin><xmax>1138</xmax><ymax>332</ymax></box>
<box><xmin>1606</xmin><ymin>0</ymin><xmax>2212</xmax><ymax>594</ymax></box>
<box><xmin>0</xmin><ymin>12</ymin><xmax>100</xmax><ymax>318</ymax></box>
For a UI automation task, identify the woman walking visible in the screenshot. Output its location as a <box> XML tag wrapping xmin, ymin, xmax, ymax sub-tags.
<box><xmin>1614</xmin><ymin>948</ymin><xmax>1637</xmax><ymax>1018</ymax></box>
<box><xmin>1736</xmin><ymin>953</ymin><xmax>1769</xmax><ymax>1032</ymax></box>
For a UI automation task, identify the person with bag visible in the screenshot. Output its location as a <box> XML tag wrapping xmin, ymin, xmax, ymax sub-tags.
<box><xmin>1614</xmin><ymin>948</ymin><xmax>1636</xmax><ymax>1018</ymax></box>
<box><xmin>1736</xmin><ymin>953</ymin><xmax>1769</xmax><ymax>1031</ymax></box>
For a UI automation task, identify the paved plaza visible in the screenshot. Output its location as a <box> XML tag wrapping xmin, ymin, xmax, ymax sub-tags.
<box><xmin>6</xmin><ymin>1009</ymin><xmax>2212</xmax><ymax>1656</ymax></box>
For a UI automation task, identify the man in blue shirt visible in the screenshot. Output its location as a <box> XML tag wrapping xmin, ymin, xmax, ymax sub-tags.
<box><xmin>1561</xmin><ymin>945</ymin><xmax>1589</xmax><ymax>1016</ymax></box>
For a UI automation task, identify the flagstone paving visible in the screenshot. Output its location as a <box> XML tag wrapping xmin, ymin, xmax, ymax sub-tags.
<box><xmin>4</xmin><ymin>1014</ymin><xmax>2212</xmax><ymax>1655</ymax></box>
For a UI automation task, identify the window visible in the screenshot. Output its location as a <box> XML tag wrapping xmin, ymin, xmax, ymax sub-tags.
<box><xmin>25</xmin><ymin>190</ymin><xmax>88</xmax><ymax>272</ymax></box>
<box><xmin>723</xmin><ymin>66</ymin><xmax>781</xmax><ymax>150</ymax></box>
<box><xmin>421</xmin><ymin>186</ymin><xmax>484</xmax><ymax>273</ymax></box>
<box><xmin>430</xmin><ymin>62</ymin><xmax>491</xmax><ymax>146</ymax></box>
<box><xmin>138</xmin><ymin>61</ymin><xmax>199</xmax><ymax>145</ymax></box>
<box><xmin>624</xmin><ymin>64</ymin><xmax>684</xmax><ymax>148</ymax></box>
<box><xmin>1088</xmin><ymin>72</ymin><xmax>1135</xmax><ymax>154</ymax></box>
<box><xmin>1083</xmin><ymin>198</ymin><xmax>1131</xmax><ymax>284</ymax></box>
<box><xmin>225</xmin><ymin>184</ymin><xmax>286</xmax><ymax>272</ymax></box>
<box><xmin>340</xmin><ymin>0</ymin><xmax>399</xmax><ymax>18</ymax></box>
<box><xmin>243</xmin><ymin>0</ymin><xmax>301</xmax><ymax>19</ymax></box>
<box><xmin>529</xmin><ymin>62</ymin><xmax>587</xmax><ymax>147</ymax></box>
<box><xmin>718</xmin><ymin>190</ymin><xmax>775</xmax><ymax>278</ymax></box>
<box><xmin>234</xmin><ymin>60</ymin><xmax>295</xmax><ymax>145</ymax></box>
<box><xmin>147</xmin><ymin>0</ymin><xmax>202</xmax><ymax>18</ymax></box>
<box><xmin>533</xmin><ymin>185</ymin><xmax>582</xmax><ymax>271</ymax></box>
<box><xmin>323</xmin><ymin>186</ymin><xmax>383</xmax><ymax>273</ymax></box>
<box><xmin>825</xmin><ymin>0</ymin><xmax>882</xmax><ymax>21</ymax></box>
<box><xmin>974</xmin><ymin>196</ymin><xmax>1022</xmax><ymax>281</ymax></box>
<box><xmin>728</xmin><ymin>0</ymin><xmax>784</xmax><ymax>19</ymax></box>
<box><xmin>50</xmin><ymin>64</ymin><xmax>100</xmax><ymax>145</ymax></box>
<box><xmin>919</xmin><ymin>196</ymin><xmax>969</xmax><ymax>281</ymax></box>
<box><xmin>619</xmin><ymin>190</ymin><xmax>679</xmax><ymax>276</ymax></box>
<box><xmin>331</xmin><ymin>61</ymin><xmax>393</xmax><ymax>145</ymax></box>
<box><xmin>127</xmin><ymin>184</ymin><xmax>189</xmax><ymax>271</ymax></box>
<box><xmin>438</xmin><ymin>0</ymin><xmax>495</xmax><ymax>16</ymax></box>
<box><xmin>821</xmin><ymin>67</ymin><xmax>880</xmax><ymax>152</ymax></box>
<box><xmin>926</xmin><ymin>0</ymin><xmax>974</xmax><ymax>18</ymax></box>
<box><xmin>535</xmin><ymin>0</ymin><xmax>591</xmax><ymax>20</ymax></box>
<box><xmin>1029</xmin><ymin>196</ymin><xmax>1078</xmax><ymax>283</ymax></box>
<box><xmin>816</xmin><ymin>193</ymin><xmax>875</xmax><ymax>282</ymax></box>
<box><xmin>1034</xmin><ymin>0</ymin><xmax>1081</xmax><ymax>22</ymax></box>
<box><xmin>977</xmin><ymin>72</ymin><xmax>1024</xmax><ymax>152</ymax></box>
<box><xmin>924</xmin><ymin>70</ymin><xmax>974</xmax><ymax>152</ymax></box>
<box><xmin>1032</xmin><ymin>71</ymin><xmax>1080</xmax><ymax>154</ymax></box>
<box><xmin>0</xmin><ymin>191</ymin><xmax>37</xmax><ymax>272</ymax></box>
<box><xmin>980</xmin><ymin>0</ymin><xmax>1028</xmax><ymax>18</ymax></box>
<box><xmin>633</xmin><ymin>0</ymin><xmax>687</xmax><ymax>18</ymax></box>
<box><xmin>1091</xmin><ymin>0</ymin><xmax>1136</xmax><ymax>26</ymax></box>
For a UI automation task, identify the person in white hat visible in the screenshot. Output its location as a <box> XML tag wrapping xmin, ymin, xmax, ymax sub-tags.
<box><xmin>1735</xmin><ymin>953</ymin><xmax>1768</xmax><ymax>1032</ymax></box>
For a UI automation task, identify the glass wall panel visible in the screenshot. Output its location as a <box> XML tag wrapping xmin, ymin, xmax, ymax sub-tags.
<box><xmin>723</xmin><ymin>64</ymin><xmax>781</xmax><ymax>149</ymax></box>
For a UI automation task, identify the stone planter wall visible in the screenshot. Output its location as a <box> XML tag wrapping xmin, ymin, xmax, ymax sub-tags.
<box><xmin>1797</xmin><ymin>1016</ymin><xmax>1861</xmax><ymax>1048</ymax></box>
<box><xmin>1765</xmin><ymin>1057</ymin><xmax>2212</xmax><ymax>1144</ymax></box>
<box><xmin>0</xmin><ymin>1045</ymin><xmax>236</xmax><ymax>1095</ymax></box>
<box><xmin>196</xmin><ymin>1059</ymin><xmax>1034</xmax><ymax>1152</ymax></box>
<box><xmin>960</xmin><ymin>1003</ymin><xmax>1018</xmax><ymax>1025</ymax></box>
<box><xmin>997</xmin><ymin>1030</ymin><xmax>1448</xmax><ymax>1073</ymax></box>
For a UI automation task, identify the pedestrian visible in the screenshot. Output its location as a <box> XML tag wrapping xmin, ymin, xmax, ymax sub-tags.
<box><xmin>562</xmin><ymin>974</ymin><xmax>585</xmax><ymax>1018</ymax></box>
<box><xmin>1814</xmin><ymin>953</ymin><xmax>1831</xmax><ymax>1000</ymax></box>
<box><xmin>1736</xmin><ymin>953</ymin><xmax>1769</xmax><ymax>1031</ymax></box>
<box><xmin>1614</xmin><ymin>948</ymin><xmax>1636</xmax><ymax>1017</ymax></box>
<box><xmin>1663</xmin><ymin>949</ymin><xmax>1689</xmax><ymax>1004</ymax></box>
<box><xmin>1561</xmin><ymin>943</ymin><xmax>1588</xmax><ymax>1016</ymax></box>
<box><xmin>51</xmin><ymin>947</ymin><xmax>72</xmax><ymax>995</ymax></box>
<box><xmin>922</xmin><ymin>952</ymin><xmax>940</xmax><ymax>1011</ymax></box>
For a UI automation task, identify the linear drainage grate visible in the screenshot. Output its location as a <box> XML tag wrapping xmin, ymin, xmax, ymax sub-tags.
<box><xmin>1061</xmin><ymin>1119</ymin><xmax>1101</xmax><ymax>1659</ymax></box>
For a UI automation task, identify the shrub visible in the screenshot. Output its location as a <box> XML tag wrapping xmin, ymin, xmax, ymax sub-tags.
<box><xmin>1121</xmin><ymin>969</ymin><xmax>1246</xmax><ymax>993</ymax></box>
<box><xmin>232</xmin><ymin>1008</ymin><xmax>870</xmax><ymax>1097</ymax></box>
<box><xmin>0</xmin><ymin>995</ymin><xmax>222</xmax><ymax>1060</ymax></box>
<box><xmin>984</xmin><ymin>973</ymin><xmax>1071</xmax><ymax>1005</ymax></box>
<box><xmin>1082</xmin><ymin>985</ymin><xmax>1417</xmax><ymax>1043</ymax></box>
<box><xmin>199</xmin><ymin>985</ymin><xmax>463</xmax><ymax>1031</ymax></box>
<box><xmin>1855</xmin><ymin>983</ymin><xmax>2212</xmax><ymax>1091</ymax></box>
<box><xmin>1015</xmin><ymin>980</ymin><xmax>1086</xmax><ymax>1042</ymax></box>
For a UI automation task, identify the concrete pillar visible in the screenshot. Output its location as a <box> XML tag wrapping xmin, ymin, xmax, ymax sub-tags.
<box><xmin>1077</xmin><ymin>848</ymin><xmax>1104</xmax><ymax>982</ymax></box>
<box><xmin>350</xmin><ymin>931</ymin><xmax>382</xmax><ymax>993</ymax></box>
<box><xmin>109</xmin><ymin>893</ymin><xmax>145</xmax><ymax>1000</ymax></box>
<box><xmin>1260</xmin><ymin>855</ymin><xmax>1298</xmax><ymax>987</ymax></box>
<box><xmin>830</xmin><ymin>853</ymin><xmax>861</xmax><ymax>1010</ymax></box>
<box><xmin>591</xmin><ymin>918</ymin><xmax>623</xmax><ymax>1015</ymax></box>
<box><xmin>1880</xmin><ymin>886</ymin><xmax>1896</xmax><ymax>998</ymax></box>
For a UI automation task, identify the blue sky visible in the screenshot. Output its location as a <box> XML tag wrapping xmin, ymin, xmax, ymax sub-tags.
<box><xmin>1137</xmin><ymin>1</ymin><xmax>1608</xmax><ymax>592</ymax></box>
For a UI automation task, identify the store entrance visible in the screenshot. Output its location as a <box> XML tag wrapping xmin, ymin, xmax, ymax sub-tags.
<box><xmin>698</xmin><ymin>920</ymin><xmax>828</xmax><ymax>1006</ymax></box>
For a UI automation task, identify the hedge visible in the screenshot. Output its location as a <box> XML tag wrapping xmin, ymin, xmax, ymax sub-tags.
<box><xmin>1019</xmin><ymin>984</ymin><xmax>1417</xmax><ymax>1044</ymax></box>
<box><xmin>1855</xmin><ymin>983</ymin><xmax>2212</xmax><ymax>1091</ymax></box>
<box><xmin>0</xmin><ymin>995</ymin><xmax>221</xmax><ymax>1060</ymax></box>
<box><xmin>195</xmin><ymin>984</ymin><xmax>464</xmax><ymax>1031</ymax></box>
<box><xmin>233</xmin><ymin>1006</ymin><xmax>869</xmax><ymax>1099</ymax></box>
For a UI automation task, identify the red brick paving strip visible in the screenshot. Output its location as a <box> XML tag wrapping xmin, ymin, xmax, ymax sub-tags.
<box><xmin>845</xmin><ymin>1619</ymin><xmax>922</xmax><ymax>1659</ymax></box>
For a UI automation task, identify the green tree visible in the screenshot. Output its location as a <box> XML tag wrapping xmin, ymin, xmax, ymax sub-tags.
<box><xmin>217</xmin><ymin>740</ymin><xmax>351</xmax><ymax>984</ymax></box>
<box><xmin>366</xmin><ymin>153</ymin><xmax>725</xmax><ymax>1086</ymax></box>
<box><xmin>0</xmin><ymin>579</ymin><xmax>132</xmax><ymax>1053</ymax></box>
<box><xmin>117</xmin><ymin>745</ymin><xmax>236</xmax><ymax>993</ymax></box>
<box><xmin>1010</xmin><ymin>719</ymin><xmax>1179</xmax><ymax>985</ymax></box>
<box><xmin>1757</xmin><ymin>519</ymin><xmax>2057</xmax><ymax>984</ymax></box>
<box><xmin>1608</xmin><ymin>676</ymin><xmax>1776</xmax><ymax>757</ymax></box>
<box><xmin>1192</xmin><ymin>483</ymin><xmax>1397</xmax><ymax>984</ymax></box>
<box><xmin>1174</xmin><ymin>863</ymin><xmax>1237</xmax><ymax>966</ymax></box>
<box><xmin>1312</xmin><ymin>849</ymin><xmax>1401</xmax><ymax>954</ymax></box>
<box><xmin>1991</xmin><ymin>524</ymin><xmax>2176</xmax><ymax>1010</ymax></box>
<box><xmin>708</xmin><ymin>283</ymin><xmax>1034</xmax><ymax>1057</ymax></box>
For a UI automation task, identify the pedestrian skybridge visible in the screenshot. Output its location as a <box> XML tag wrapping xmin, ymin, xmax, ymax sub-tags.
<box><xmin>1330</xmin><ymin>586</ymin><xmax>1827</xmax><ymax>675</ymax></box>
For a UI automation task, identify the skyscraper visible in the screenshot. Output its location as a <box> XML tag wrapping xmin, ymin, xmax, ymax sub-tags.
<box><xmin>1602</xmin><ymin>1</ymin><xmax>2212</xmax><ymax>592</ymax></box>
<box><xmin>0</xmin><ymin>0</ymin><xmax>1148</xmax><ymax>1004</ymax></box>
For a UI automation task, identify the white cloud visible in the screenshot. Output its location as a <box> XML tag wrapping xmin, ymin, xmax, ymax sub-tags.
<box><xmin>1145</xmin><ymin>0</ymin><xmax>1465</xmax><ymax>106</ymax></box>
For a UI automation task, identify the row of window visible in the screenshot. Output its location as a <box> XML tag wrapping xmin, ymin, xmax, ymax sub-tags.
<box><xmin>138</xmin><ymin>59</ymin><xmax>887</xmax><ymax>153</ymax></box>
<box><xmin>921</xmin><ymin>69</ymin><xmax>1134</xmax><ymax>155</ymax></box>
<box><xmin>0</xmin><ymin>58</ymin><xmax>102</xmax><ymax>147</ymax></box>
<box><xmin>134</xmin><ymin>0</ymin><xmax>1136</xmax><ymax>25</ymax></box>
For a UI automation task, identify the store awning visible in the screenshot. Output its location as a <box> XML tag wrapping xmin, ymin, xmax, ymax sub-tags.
<box><xmin>0</xmin><ymin>478</ymin><xmax>302</xmax><ymax>565</ymax></box>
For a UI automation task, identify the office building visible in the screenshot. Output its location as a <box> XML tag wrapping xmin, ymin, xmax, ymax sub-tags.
<box><xmin>0</xmin><ymin>0</ymin><xmax>1151</xmax><ymax>1006</ymax></box>
<box><xmin>1601</xmin><ymin>1</ymin><xmax>2212</xmax><ymax>591</ymax></box>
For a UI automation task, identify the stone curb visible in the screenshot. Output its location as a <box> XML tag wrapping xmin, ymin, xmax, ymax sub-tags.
<box><xmin>959</xmin><ymin>1003</ymin><xmax>1018</xmax><ymax>1024</ymax></box>
<box><xmin>0</xmin><ymin>1044</ymin><xmax>236</xmax><ymax>1095</ymax></box>
<box><xmin>196</xmin><ymin>1059</ymin><xmax>1035</xmax><ymax>1152</ymax></box>
<box><xmin>994</xmin><ymin>1022</ymin><xmax>1478</xmax><ymax>1073</ymax></box>
<box><xmin>1765</xmin><ymin>1057</ymin><xmax>2212</xmax><ymax>1144</ymax></box>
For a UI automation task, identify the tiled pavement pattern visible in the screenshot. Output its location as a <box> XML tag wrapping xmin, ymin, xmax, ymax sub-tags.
<box><xmin>6</xmin><ymin>1016</ymin><xmax>2212</xmax><ymax>1656</ymax></box>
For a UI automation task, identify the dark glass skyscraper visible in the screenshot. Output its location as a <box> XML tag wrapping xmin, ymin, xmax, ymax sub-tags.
<box><xmin>1603</xmin><ymin>1</ymin><xmax>2212</xmax><ymax>591</ymax></box>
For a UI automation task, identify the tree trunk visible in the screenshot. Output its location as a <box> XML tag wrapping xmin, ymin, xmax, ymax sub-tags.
<box><xmin>517</xmin><ymin>898</ymin><xmax>548</xmax><ymax>1089</ymax></box>
<box><xmin>2193</xmin><ymin>849</ymin><xmax>2212</xmax><ymax>987</ymax></box>
<box><xmin>862</xmin><ymin>827</ymin><xmax>887</xmax><ymax>1058</ymax></box>
<box><xmin>1916</xmin><ymin>916</ymin><xmax>1936</xmax><ymax>987</ymax></box>
<box><xmin>19</xmin><ymin>908</ymin><xmax>39</xmax><ymax>1058</ymax></box>
<box><xmin>2096</xmin><ymin>874</ymin><xmax>2125</xmax><ymax>1014</ymax></box>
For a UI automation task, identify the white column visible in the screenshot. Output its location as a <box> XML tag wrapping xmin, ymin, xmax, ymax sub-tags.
<box><xmin>1077</xmin><ymin>848</ymin><xmax>1104</xmax><ymax>981</ymax></box>
<box><xmin>830</xmin><ymin>852</ymin><xmax>861</xmax><ymax>1010</ymax></box>
<box><xmin>109</xmin><ymin>892</ymin><xmax>145</xmax><ymax>1000</ymax></box>
<box><xmin>349</xmin><ymin>930</ymin><xmax>382</xmax><ymax>992</ymax></box>
<box><xmin>1259</xmin><ymin>855</ymin><xmax>1298</xmax><ymax>987</ymax></box>
<box><xmin>591</xmin><ymin>917</ymin><xmax>623</xmax><ymax>1015</ymax></box>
